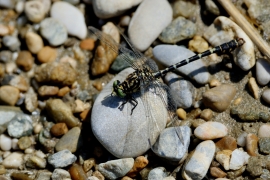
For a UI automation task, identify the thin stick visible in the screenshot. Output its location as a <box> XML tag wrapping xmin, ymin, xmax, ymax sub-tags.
<box><xmin>218</xmin><ymin>0</ymin><xmax>270</xmax><ymax>59</ymax></box>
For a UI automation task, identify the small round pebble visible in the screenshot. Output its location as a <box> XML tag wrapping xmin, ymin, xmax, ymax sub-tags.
<box><xmin>200</xmin><ymin>109</ymin><xmax>213</xmax><ymax>121</ymax></box>
<box><xmin>102</xmin><ymin>22</ymin><xmax>120</xmax><ymax>43</ymax></box>
<box><xmin>7</xmin><ymin>114</ymin><xmax>33</xmax><ymax>138</ymax></box>
<box><xmin>45</xmin><ymin>99</ymin><xmax>80</xmax><ymax>128</ymax></box>
<box><xmin>17</xmin><ymin>136</ymin><xmax>32</xmax><ymax>150</ymax></box>
<box><xmin>55</xmin><ymin>127</ymin><xmax>81</xmax><ymax>153</ymax></box>
<box><xmin>0</xmin><ymin>24</ymin><xmax>10</xmax><ymax>36</ymax></box>
<box><xmin>237</xmin><ymin>132</ymin><xmax>247</xmax><ymax>147</ymax></box>
<box><xmin>0</xmin><ymin>134</ymin><xmax>12</xmax><ymax>151</ymax></box>
<box><xmin>176</xmin><ymin>108</ymin><xmax>186</xmax><ymax>120</ymax></box>
<box><xmin>246</xmin><ymin>133</ymin><xmax>258</xmax><ymax>156</ymax></box>
<box><xmin>159</xmin><ymin>16</ymin><xmax>196</xmax><ymax>44</ymax></box>
<box><xmin>51</xmin><ymin>169</ymin><xmax>71</xmax><ymax>180</ymax></box>
<box><xmin>69</xmin><ymin>163</ymin><xmax>87</xmax><ymax>180</ymax></box>
<box><xmin>50</xmin><ymin>123</ymin><xmax>68</xmax><ymax>137</ymax></box>
<box><xmin>2</xmin><ymin>152</ymin><xmax>24</xmax><ymax>169</ymax></box>
<box><xmin>15</xmin><ymin>51</ymin><xmax>34</xmax><ymax>71</ymax></box>
<box><xmin>188</xmin><ymin>36</ymin><xmax>209</xmax><ymax>53</ymax></box>
<box><xmin>194</xmin><ymin>122</ymin><xmax>228</xmax><ymax>140</ymax></box>
<box><xmin>38</xmin><ymin>85</ymin><xmax>59</xmax><ymax>97</ymax></box>
<box><xmin>57</xmin><ymin>86</ymin><xmax>70</xmax><ymax>97</ymax></box>
<box><xmin>256</xmin><ymin>58</ymin><xmax>270</xmax><ymax>85</ymax></box>
<box><xmin>2</xmin><ymin>36</ymin><xmax>21</xmax><ymax>51</ymax></box>
<box><xmin>127</xmin><ymin>156</ymin><xmax>148</xmax><ymax>178</ymax></box>
<box><xmin>26</xmin><ymin>155</ymin><xmax>47</xmax><ymax>169</ymax></box>
<box><xmin>202</xmin><ymin>84</ymin><xmax>236</xmax><ymax>112</ymax></box>
<box><xmin>48</xmin><ymin>149</ymin><xmax>77</xmax><ymax>168</ymax></box>
<box><xmin>37</xmin><ymin>46</ymin><xmax>57</xmax><ymax>63</ymax></box>
<box><xmin>40</xmin><ymin>18</ymin><xmax>68</xmax><ymax>46</ymax></box>
<box><xmin>233</xmin><ymin>97</ymin><xmax>242</xmax><ymax>105</ymax></box>
<box><xmin>258</xmin><ymin>124</ymin><xmax>270</xmax><ymax>138</ymax></box>
<box><xmin>0</xmin><ymin>85</ymin><xmax>20</xmax><ymax>106</ymax></box>
<box><xmin>25</xmin><ymin>32</ymin><xmax>44</xmax><ymax>54</ymax></box>
<box><xmin>25</xmin><ymin>1</ymin><xmax>46</xmax><ymax>23</ymax></box>
<box><xmin>148</xmin><ymin>167</ymin><xmax>167</xmax><ymax>180</ymax></box>
<box><xmin>209</xmin><ymin>78</ymin><xmax>221</xmax><ymax>88</ymax></box>
<box><xmin>262</xmin><ymin>89</ymin><xmax>270</xmax><ymax>105</ymax></box>
<box><xmin>97</xmin><ymin>158</ymin><xmax>134</xmax><ymax>179</ymax></box>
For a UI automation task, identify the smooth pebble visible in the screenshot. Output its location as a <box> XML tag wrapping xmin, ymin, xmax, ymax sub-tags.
<box><xmin>258</xmin><ymin>124</ymin><xmax>270</xmax><ymax>138</ymax></box>
<box><xmin>128</xmin><ymin>0</ymin><xmax>172</xmax><ymax>51</ymax></box>
<box><xmin>215</xmin><ymin>136</ymin><xmax>237</xmax><ymax>151</ymax></box>
<box><xmin>91</xmin><ymin>68</ymin><xmax>167</xmax><ymax>158</ymax></box>
<box><xmin>7</xmin><ymin>114</ymin><xmax>33</xmax><ymax>138</ymax></box>
<box><xmin>2</xmin><ymin>152</ymin><xmax>24</xmax><ymax>169</ymax></box>
<box><xmin>153</xmin><ymin>126</ymin><xmax>191</xmax><ymax>162</ymax></box>
<box><xmin>92</xmin><ymin>0</ymin><xmax>142</xmax><ymax>18</ymax></box>
<box><xmin>256</xmin><ymin>58</ymin><xmax>270</xmax><ymax>85</ymax></box>
<box><xmin>97</xmin><ymin>158</ymin><xmax>134</xmax><ymax>180</ymax></box>
<box><xmin>148</xmin><ymin>167</ymin><xmax>167</xmax><ymax>180</ymax></box>
<box><xmin>0</xmin><ymin>0</ymin><xmax>15</xmax><ymax>8</ymax></box>
<box><xmin>237</xmin><ymin>132</ymin><xmax>248</xmax><ymax>147</ymax></box>
<box><xmin>164</xmin><ymin>73</ymin><xmax>195</xmax><ymax>109</ymax></box>
<box><xmin>0</xmin><ymin>85</ymin><xmax>20</xmax><ymax>106</ymax></box>
<box><xmin>40</xmin><ymin>18</ymin><xmax>68</xmax><ymax>46</ymax></box>
<box><xmin>153</xmin><ymin>45</ymin><xmax>210</xmax><ymax>84</ymax></box>
<box><xmin>0</xmin><ymin>134</ymin><xmax>12</xmax><ymax>151</ymax></box>
<box><xmin>262</xmin><ymin>89</ymin><xmax>270</xmax><ymax>105</ymax></box>
<box><xmin>48</xmin><ymin>149</ymin><xmax>77</xmax><ymax>168</ymax></box>
<box><xmin>2</xmin><ymin>36</ymin><xmax>21</xmax><ymax>51</ymax></box>
<box><xmin>246</xmin><ymin>133</ymin><xmax>258</xmax><ymax>156</ymax></box>
<box><xmin>194</xmin><ymin>122</ymin><xmax>228</xmax><ymax>140</ymax></box>
<box><xmin>50</xmin><ymin>1</ymin><xmax>87</xmax><ymax>39</ymax></box>
<box><xmin>25</xmin><ymin>1</ymin><xmax>46</xmax><ymax>23</ymax></box>
<box><xmin>183</xmin><ymin>140</ymin><xmax>215</xmax><ymax>180</ymax></box>
<box><xmin>25</xmin><ymin>32</ymin><xmax>44</xmax><ymax>54</ymax></box>
<box><xmin>248</xmin><ymin>77</ymin><xmax>259</xmax><ymax>99</ymax></box>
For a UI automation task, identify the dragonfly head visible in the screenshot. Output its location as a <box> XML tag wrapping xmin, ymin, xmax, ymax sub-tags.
<box><xmin>112</xmin><ymin>80</ymin><xmax>126</xmax><ymax>98</ymax></box>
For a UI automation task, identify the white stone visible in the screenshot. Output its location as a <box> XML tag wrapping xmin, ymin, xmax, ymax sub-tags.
<box><xmin>148</xmin><ymin>167</ymin><xmax>167</xmax><ymax>180</ymax></box>
<box><xmin>237</xmin><ymin>132</ymin><xmax>247</xmax><ymax>147</ymax></box>
<box><xmin>0</xmin><ymin>134</ymin><xmax>12</xmax><ymax>151</ymax></box>
<box><xmin>262</xmin><ymin>89</ymin><xmax>270</xmax><ymax>105</ymax></box>
<box><xmin>24</xmin><ymin>1</ymin><xmax>46</xmax><ymax>23</ymax></box>
<box><xmin>0</xmin><ymin>0</ymin><xmax>15</xmax><ymax>9</ymax></box>
<box><xmin>98</xmin><ymin>158</ymin><xmax>134</xmax><ymax>179</ymax></box>
<box><xmin>52</xmin><ymin>169</ymin><xmax>71</xmax><ymax>180</ymax></box>
<box><xmin>25</xmin><ymin>31</ymin><xmax>44</xmax><ymax>54</ymax></box>
<box><xmin>215</xmin><ymin>150</ymin><xmax>232</xmax><ymax>170</ymax></box>
<box><xmin>3</xmin><ymin>152</ymin><xmax>24</xmax><ymax>169</ymax></box>
<box><xmin>183</xmin><ymin>140</ymin><xmax>215</xmax><ymax>180</ymax></box>
<box><xmin>153</xmin><ymin>45</ymin><xmax>210</xmax><ymax>84</ymax></box>
<box><xmin>50</xmin><ymin>1</ymin><xmax>87</xmax><ymax>39</ymax></box>
<box><xmin>204</xmin><ymin>16</ymin><xmax>255</xmax><ymax>71</ymax></box>
<box><xmin>194</xmin><ymin>122</ymin><xmax>228</xmax><ymax>140</ymax></box>
<box><xmin>256</xmin><ymin>58</ymin><xmax>270</xmax><ymax>85</ymax></box>
<box><xmin>258</xmin><ymin>124</ymin><xmax>270</xmax><ymax>138</ymax></box>
<box><xmin>229</xmin><ymin>148</ymin><xmax>250</xmax><ymax>170</ymax></box>
<box><xmin>102</xmin><ymin>22</ymin><xmax>120</xmax><ymax>43</ymax></box>
<box><xmin>15</xmin><ymin>1</ymin><xmax>24</xmax><ymax>14</ymax></box>
<box><xmin>91</xmin><ymin>68</ymin><xmax>167</xmax><ymax>158</ymax></box>
<box><xmin>128</xmin><ymin>0</ymin><xmax>172</xmax><ymax>51</ymax></box>
<box><xmin>93</xmin><ymin>0</ymin><xmax>143</xmax><ymax>19</ymax></box>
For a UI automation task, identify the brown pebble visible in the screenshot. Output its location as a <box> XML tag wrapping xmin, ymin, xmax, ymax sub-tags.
<box><xmin>18</xmin><ymin>136</ymin><xmax>32</xmax><ymax>150</ymax></box>
<box><xmin>188</xmin><ymin>35</ymin><xmax>209</xmax><ymax>53</ymax></box>
<box><xmin>233</xmin><ymin>97</ymin><xmax>242</xmax><ymax>105</ymax></box>
<box><xmin>210</xmin><ymin>167</ymin><xmax>227</xmax><ymax>178</ymax></box>
<box><xmin>37</xmin><ymin>46</ymin><xmax>57</xmax><ymax>63</ymax></box>
<box><xmin>121</xmin><ymin>176</ymin><xmax>133</xmax><ymax>180</ymax></box>
<box><xmin>80</xmin><ymin>108</ymin><xmax>90</xmax><ymax>121</ymax></box>
<box><xmin>83</xmin><ymin>158</ymin><xmax>96</xmax><ymax>172</ymax></box>
<box><xmin>16</xmin><ymin>51</ymin><xmax>34</xmax><ymax>71</ymax></box>
<box><xmin>69</xmin><ymin>163</ymin><xmax>87</xmax><ymax>180</ymax></box>
<box><xmin>50</xmin><ymin>123</ymin><xmax>68</xmax><ymax>137</ymax></box>
<box><xmin>25</xmin><ymin>31</ymin><xmax>44</xmax><ymax>54</ymax></box>
<box><xmin>200</xmin><ymin>109</ymin><xmax>213</xmax><ymax>121</ymax></box>
<box><xmin>176</xmin><ymin>108</ymin><xmax>186</xmax><ymax>120</ymax></box>
<box><xmin>209</xmin><ymin>78</ymin><xmax>221</xmax><ymax>88</ymax></box>
<box><xmin>38</xmin><ymin>85</ymin><xmax>59</xmax><ymax>97</ymax></box>
<box><xmin>35</xmin><ymin>62</ymin><xmax>77</xmax><ymax>86</ymax></box>
<box><xmin>0</xmin><ymin>24</ymin><xmax>10</xmax><ymax>36</ymax></box>
<box><xmin>11</xmin><ymin>172</ymin><xmax>33</xmax><ymax>180</ymax></box>
<box><xmin>0</xmin><ymin>165</ymin><xmax>6</xmax><ymax>175</ymax></box>
<box><xmin>248</xmin><ymin>77</ymin><xmax>259</xmax><ymax>99</ymax></box>
<box><xmin>0</xmin><ymin>64</ymin><xmax>5</xmax><ymax>78</ymax></box>
<box><xmin>0</xmin><ymin>85</ymin><xmax>20</xmax><ymax>106</ymax></box>
<box><xmin>92</xmin><ymin>81</ymin><xmax>103</xmax><ymax>91</ymax></box>
<box><xmin>187</xmin><ymin>108</ymin><xmax>201</xmax><ymax>119</ymax></box>
<box><xmin>9</xmin><ymin>75</ymin><xmax>29</xmax><ymax>91</ymax></box>
<box><xmin>127</xmin><ymin>156</ymin><xmax>148</xmax><ymax>178</ymax></box>
<box><xmin>91</xmin><ymin>37</ymin><xmax>118</xmax><ymax>76</ymax></box>
<box><xmin>57</xmin><ymin>86</ymin><xmax>70</xmax><ymax>97</ymax></box>
<box><xmin>191</xmin><ymin>119</ymin><xmax>206</xmax><ymax>128</ymax></box>
<box><xmin>246</xmin><ymin>133</ymin><xmax>258</xmax><ymax>156</ymax></box>
<box><xmin>80</xmin><ymin>38</ymin><xmax>95</xmax><ymax>50</ymax></box>
<box><xmin>215</xmin><ymin>136</ymin><xmax>237</xmax><ymax>151</ymax></box>
<box><xmin>93</xmin><ymin>170</ymin><xmax>105</xmax><ymax>180</ymax></box>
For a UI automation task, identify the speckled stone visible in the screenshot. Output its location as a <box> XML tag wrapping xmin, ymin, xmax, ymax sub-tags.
<box><xmin>48</xmin><ymin>149</ymin><xmax>77</xmax><ymax>168</ymax></box>
<box><xmin>259</xmin><ymin>137</ymin><xmax>270</xmax><ymax>154</ymax></box>
<box><xmin>7</xmin><ymin>114</ymin><xmax>33</xmax><ymax>138</ymax></box>
<box><xmin>194</xmin><ymin>122</ymin><xmax>228</xmax><ymax>140</ymax></box>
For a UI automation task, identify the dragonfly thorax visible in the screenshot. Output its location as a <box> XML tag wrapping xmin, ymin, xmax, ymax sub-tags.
<box><xmin>112</xmin><ymin>80</ymin><xmax>126</xmax><ymax>98</ymax></box>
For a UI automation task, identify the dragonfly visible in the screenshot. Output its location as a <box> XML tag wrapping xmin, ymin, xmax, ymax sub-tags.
<box><xmin>89</xmin><ymin>26</ymin><xmax>245</xmax><ymax>152</ymax></box>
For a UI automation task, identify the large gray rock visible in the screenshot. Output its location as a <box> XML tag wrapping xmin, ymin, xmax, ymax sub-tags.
<box><xmin>153</xmin><ymin>45</ymin><xmax>210</xmax><ymax>85</ymax></box>
<box><xmin>91</xmin><ymin>68</ymin><xmax>168</xmax><ymax>158</ymax></box>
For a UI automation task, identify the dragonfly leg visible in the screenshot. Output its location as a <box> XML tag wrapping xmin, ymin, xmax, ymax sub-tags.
<box><xmin>130</xmin><ymin>96</ymin><xmax>138</xmax><ymax>115</ymax></box>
